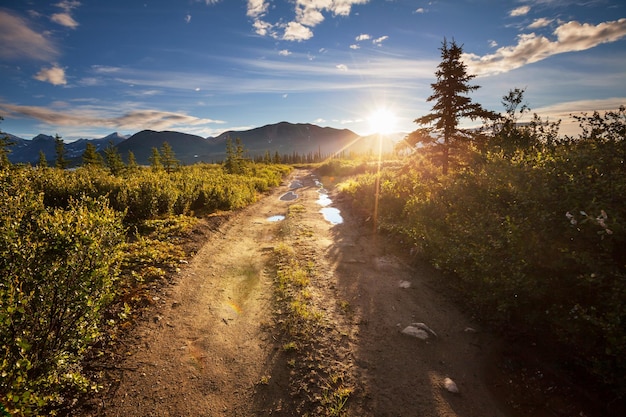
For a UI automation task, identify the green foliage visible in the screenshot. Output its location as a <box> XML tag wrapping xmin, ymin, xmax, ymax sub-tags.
<box><xmin>103</xmin><ymin>142</ymin><xmax>125</xmax><ymax>175</ymax></box>
<box><xmin>82</xmin><ymin>143</ymin><xmax>103</xmax><ymax>167</ymax></box>
<box><xmin>0</xmin><ymin>161</ymin><xmax>290</xmax><ymax>414</ymax></box>
<box><xmin>160</xmin><ymin>142</ymin><xmax>179</xmax><ymax>173</ymax></box>
<box><xmin>54</xmin><ymin>134</ymin><xmax>68</xmax><ymax>170</ymax></box>
<box><xmin>413</xmin><ymin>38</ymin><xmax>498</xmax><ymax>174</ymax></box>
<box><xmin>343</xmin><ymin>107</ymin><xmax>626</xmax><ymax>393</ymax></box>
<box><xmin>0</xmin><ymin>169</ymin><xmax>124</xmax><ymax>415</ymax></box>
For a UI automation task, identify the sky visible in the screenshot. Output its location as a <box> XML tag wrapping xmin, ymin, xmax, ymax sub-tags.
<box><xmin>0</xmin><ymin>0</ymin><xmax>625</xmax><ymax>141</ymax></box>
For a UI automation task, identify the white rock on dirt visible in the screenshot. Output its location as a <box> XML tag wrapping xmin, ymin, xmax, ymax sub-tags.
<box><xmin>401</xmin><ymin>322</ymin><xmax>437</xmax><ymax>340</ymax></box>
<box><xmin>401</xmin><ymin>326</ymin><xmax>430</xmax><ymax>340</ymax></box>
<box><xmin>444</xmin><ymin>377</ymin><xmax>459</xmax><ymax>393</ymax></box>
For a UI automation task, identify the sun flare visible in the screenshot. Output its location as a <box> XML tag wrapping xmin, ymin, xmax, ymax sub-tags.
<box><xmin>368</xmin><ymin>108</ymin><xmax>397</xmax><ymax>135</ymax></box>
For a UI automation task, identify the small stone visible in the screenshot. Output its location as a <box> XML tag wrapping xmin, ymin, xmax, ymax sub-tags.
<box><xmin>399</xmin><ymin>280</ymin><xmax>411</xmax><ymax>288</ymax></box>
<box><xmin>401</xmin><ymin>326</ymin><xmax>429</xmax><ymax>340</ymax></box>
<box><xmin>444</xmin><ymin>377</ymin><xmax>459</xmax><ymax>393</ymax></box>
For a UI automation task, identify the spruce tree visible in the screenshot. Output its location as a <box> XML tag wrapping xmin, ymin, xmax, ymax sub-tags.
<box><xmin>54</xmin><ymin>134</ymin><xmax>68</xmax><ymax>169</ymax></box>
<box><xmin>149</xmin><ymin>147</ymin><xmax>162</xmax><ymax>171</ymax></box>
<box><xmin>82</xmin><ymin>142</ymin><xmax>103</xmax><ymax>166</ymax></box>
<box><xmin>38</xmin><ymin>150</ymin><xmax>48</xmax><ymax>167</ymax></box>
<box><xmin>160</xmin><ymin>142</ymin><xmax>179</xmax><ymax>173</ymax></box>
<box><xmin>414</xmin><ymin>38</ymin><xmax>497</xmax><ymax>173</ymax></box>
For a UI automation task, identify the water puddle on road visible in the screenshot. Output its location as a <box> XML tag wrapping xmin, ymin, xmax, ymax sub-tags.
<box><xmin>320</xmin><ymin>207</ymin><xmax>344</xmax><ymax>225</ymax></box>
<box><xmin>266</xmin><ymin>215</ymin><xmax>285</xmax><ymax>222</ymax></box>
<box><xmin>314</xmin><ymin>177</ymin><xmax>344</xmax><ymax>224</ymax></box>
<box><xmin>280</xmin><ymin>191</ymin><xmax>299</xmax><ymax>201</ymax></box>
<box><xmin>316</xmin><ymin>191</ymin><xmax>332</xmax><ymax>207</ymax></box>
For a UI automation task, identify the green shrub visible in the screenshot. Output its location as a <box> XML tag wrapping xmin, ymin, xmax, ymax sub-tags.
<box><xmin>0</xmin><ymin>169</ymin><xmax>124</xmax><ymax>415</ymax></box>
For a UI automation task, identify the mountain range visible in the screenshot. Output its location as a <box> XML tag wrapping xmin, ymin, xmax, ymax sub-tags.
<box><xmin>3</xmin><ymin>122</ymin><xmax>401</xmax><ymax>165</ymax></box>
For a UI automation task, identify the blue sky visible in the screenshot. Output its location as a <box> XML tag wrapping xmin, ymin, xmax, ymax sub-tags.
<box><xmin>0</xmin><ymin>0</ymin><xmax>625</xmax><ymax>141</ymax></box>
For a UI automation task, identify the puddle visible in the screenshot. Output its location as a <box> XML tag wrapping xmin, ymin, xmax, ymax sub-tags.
<box><xmin>289</xmin><ymin>180</ymin><xmax>304</xmax><ymax>189</ymax></box>
<box><xmin>280</xmin><ymin>191</ymin><xmax>298</xmax><ymax>201</ymax></box>
<box><xmin>320</xmin><ymin>207</ymin><xmax>343</xmax><ymax>225</ymax></box>
<box><xmin>316</xmin><ymin>191</ymin><xmax>332</xmax><ymax>207</ymax></box>
<box><xmin>266</xmin><ymin>215</ymin><xmax>285</xmax><ymax>222</ymax></box>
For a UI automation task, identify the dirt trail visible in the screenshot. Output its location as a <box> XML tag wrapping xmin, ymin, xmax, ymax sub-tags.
<box><xmin>87</xmin><ymin>168</ymin><xmax>555</xmax><ymax>416</ymax></box>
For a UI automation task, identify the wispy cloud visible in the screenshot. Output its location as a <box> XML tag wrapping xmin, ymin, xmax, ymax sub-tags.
<box><xmin>0</xmin><ymin>10</ymin><xmax>59</xmax><ymax>61</ymax></box>
<box><xmin>185</xmin><ymin>14</ymin><xmax>192</xmax><ymax>24</ymax></box>
<box><xmin>373</xmin><ymin>35</ymin><xmax>389</xmax><ymax>46</ymax></box>
<box><xmin>0</xmin><ymin>102</ymin><xmax>225</xmax><ymax>131</ymax></box>
<box><xmin>355</xmin><ymin>33</ymin><xmax>371</xmax><ymax>41</ymax></box>
<box><xmin>464</xmin><ymin>18</ymin><xmax>626</xmax><ymax>76</ymax></box>
<box><xmin>34</xmin><ymin>66</ymin><xmax>67</xmax><ymax>85</ymax></box>
<box><xmin>528</xmin><ymin>17</ymin><xmax>553</xmax><ymax>29</ymax></box>
<box><xmin>279</xmin><ymin>49</ymin><xmax>291</xmax><ymax>56</ymax></box>
<box><xmin>509</xmin><ymin>6</ymin><xmax>530</xmax><ymax>17</ymax></box>
<box><xmin>51</xmin><ymin>0</ymin><xmax>81</xmax><ymax>29</ymax></box>
<box><xmin>336</xmin><ymin>64</ymin><xmax>349</xmax><ymax>71</ymax></box>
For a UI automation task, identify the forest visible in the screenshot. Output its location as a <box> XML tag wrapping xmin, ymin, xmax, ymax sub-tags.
<box><xmin>1</xmin><ymin>39</ymin><xmax>625</xmax><ymax>416</ymax></box>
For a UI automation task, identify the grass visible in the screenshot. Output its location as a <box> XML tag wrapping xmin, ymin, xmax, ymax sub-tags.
<box><xmin>267</xmin><ymin>204</ymin><xmax>353</xmax><ymax>416</ymax></box>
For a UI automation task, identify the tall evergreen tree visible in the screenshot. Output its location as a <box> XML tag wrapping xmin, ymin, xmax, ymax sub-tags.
<box><xmin>38</xmin><ymin>150</ymin><xmax>48</xmax><ymax>168</ymax></box>
<box><xmin>104</xmin><ymin>142</ymin><xmax>125</xmax><ymax>175</ymax></box>
<box><xmin>414</xmin><ymin>38</ymin><xmax>497</xmax><ymax>173</ymax></box>
<box><xmin>127</xmin><ymin>150</ymin><xmax>138</xmax><ymax>171</ymax></box>
<box><xmin>160</xmin><ymin>142</ymin><xmax>179</xmax><ymax>173</ymax></box>
<box><xmin>149</xmin><ymin>147</ymin><xmax>162</xmax><ymax>171</ymax></box>
<box><xmin>54</xmin><ymin>134</ymin><xmax>68</xmax><ymax>169</ymax></box>
<box><xmin>82</xmin><ymin>142</ymin><xmax>103</xmax><ymax>166</ymax></box>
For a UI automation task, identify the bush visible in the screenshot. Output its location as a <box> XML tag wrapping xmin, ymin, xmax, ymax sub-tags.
<box><xmin>0</xmin><ymin>168</ymin><xmax>124</xmax><ymax>415</ymax></box>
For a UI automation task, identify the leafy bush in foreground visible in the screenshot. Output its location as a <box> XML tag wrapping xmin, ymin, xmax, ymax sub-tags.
<box><xmin>1</xmin><ymin>169</ymin><xmax>124</xmax><ymax>415</ymax></box>
<box><xmin>341</xmin><ymin>108</ymin><xmax>626</xmax><ymax>392</ymax></box>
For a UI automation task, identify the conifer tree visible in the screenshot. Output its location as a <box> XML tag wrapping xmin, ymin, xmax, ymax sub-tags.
<box><xmin>160</xmin><ymin>142</ymin><xmax>179</xmax><ymax>173</ymax></box>
<box><xmin>104</xmin><ymin>142</ymin><xmax>125</xmax><ymax>175</ymax></box>
<box><xmin>82</xmin><ymin>142</ymin><xmax>103</xmax><ymax>166</ymax></box>
<box><xmin>55</xmin><ymin>134</ymin><xmax>68</xmax><ymax>169</ymax></box>
<box><xmin>38</xmin><ymin>150</ymin><xmax>48</xmax><ymax>167</ymax></box>
<box><xmin>149</xmin><ymin>147</ymin><xmax>162</xmax><ymax>171</ymax></box>
<box><xmin>414</xmin><ymin>38</ymin><xmax>497</xmax><ymax>173</ymax></box>
<box><xmin>127</xmin><ymin>150</ymin><xmax>138</xmax><ymax>171</ymax></box>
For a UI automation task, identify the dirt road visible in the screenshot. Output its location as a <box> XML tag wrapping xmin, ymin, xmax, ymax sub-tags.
<box><xmin>83</xmin><ymin>168</ymin><xmax>587</xmax><ymax>416</ymax></box>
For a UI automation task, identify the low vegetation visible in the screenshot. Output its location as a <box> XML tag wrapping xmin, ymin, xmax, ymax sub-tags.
<box><xmin>270</xmin><ymin>205</ymin><xmax>353</xmax><ymax>416</ymax></box>
<box><xmin>0</xmin><ymin>159</ymin><xmax>290</xmax><ymax>416</ymax></box>
<box><xmin>337</xmin><ymin>106</ymin><xmax>626</xmax><ymax>398</ymax></box>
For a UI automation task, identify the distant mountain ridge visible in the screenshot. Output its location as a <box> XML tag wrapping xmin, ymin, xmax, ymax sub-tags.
<box><xmin>4</xmin><ymin>132</ymin><xmax>127</xmax><ymax>164</ymax></box>
<box><xmin>4</xmin><ymin>122</ymin><xmax>400</xmax><ymax>165</ymax></box>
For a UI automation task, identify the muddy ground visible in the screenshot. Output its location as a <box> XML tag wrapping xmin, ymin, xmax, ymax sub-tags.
<box><xmin>79</xmin><ymin>169</ymin><xmax>602</xmax><ymax>417</ymax></box>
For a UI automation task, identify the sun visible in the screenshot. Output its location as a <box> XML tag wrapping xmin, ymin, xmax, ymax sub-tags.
<box><xmin>368</xmin><ymin>108</ymin><xmax>397</xmax><ymax>135</ymax></box>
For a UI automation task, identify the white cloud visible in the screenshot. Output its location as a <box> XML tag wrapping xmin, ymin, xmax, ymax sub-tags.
<box><xmin>489</xmin><ymin>39</ymin><xmax>498</xmax><ymax>48</ymax></box>
<box><xmin>185</xmin><ymin>14</ymin><xmax>192</xmax><ymax>24</ymax></box>
<box><xmin>336</xmin><ymin>64</ymin><xmax>348</xmax><ymax>71</ymax></box>
<box><xmin>34</xmin><ymin>66</ymin><xmax>67</xmax><ymax>85</ymax></box>
<box><xmin>247</xmin><ymin>0</ymin><xmax>268</xmax><ymax>18</ymax></box>
<box><xmin>248</xmin><ymin>0</ymin><xmax>370</xmax><ymax>42</ymax></box>
<box><xmin>0</xmin><ymin>102</ymin><xmax>225</xmax><ymax>131</ymax></box>
<box><xmin>415</xmin><ymin>8</ymin><xmax>425</xmax><ymax>14</ymax></box>
<box><xmin>350</xmin><ymin>44</ymin><xmax>360</xmax><ymax>49</ymax></box>
<box><xmin>0</xmin><ymin>10</ymin><xmax>59</xmax><ymax>61</ymax></box>
<box><xmin>252</xmin><ymin>19</ymin><xmax>273</xmax><ymax>37</ymax></box>
<box><xmin>356</xmin><ymin>33</ymin><xmax>371</xmax><ymax>41</ymax></box>
<box><xmin>279</xmin><ymin>49</ymin><xmax>291</xmax><ymax>56</ymax></box>
<box><xmin>528</xmin><ymin>17</ymin><xmax>553</xmax><ymax>29</ymax></box>
<box><xmin>51</xmin><ymin>13</ymin><xmax>79</xmax><ymax>28</ymax></box>
<box><xmin>464</xmin><ymin>18</ymin><xmax>626</xmax><ymax>76</ymax></box>
<box><xmin>373</xmin><ymin>35</ymin><xmax>389</xmax><ymax>45</ymax></box>
<box><xmin>283</xmin><ymin>22</ymin><xmax>313</xmax><ymax>41</ymax></box>
<box><xmin>509</xmin><ymin>6</ymin><xmax>530</xmax><ymax>17</ymax></box>
<box><xmin>52</xmin><ymin>0</ymin><xmax>81</xmax><ymax>28</ymax></box>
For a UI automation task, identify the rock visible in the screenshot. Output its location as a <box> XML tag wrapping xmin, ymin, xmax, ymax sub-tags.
<box><xmin>410</xmin><ymin>322</ymin><xmax>437</xmax><ymax>338</ymax></box>
<box><xmin>398</xmin><ymin>280</ymin><xmax>411</xmax><ymax>288</ymax></box>
<box><xmin>444</xmin><ymin>377</ymin><xmax>459</xmax><ymax>393</ymax></box>
<box><xmin>401</xmin><ymin>325</ymin><xmax>429</xmax><ymax>340</ymax></box>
